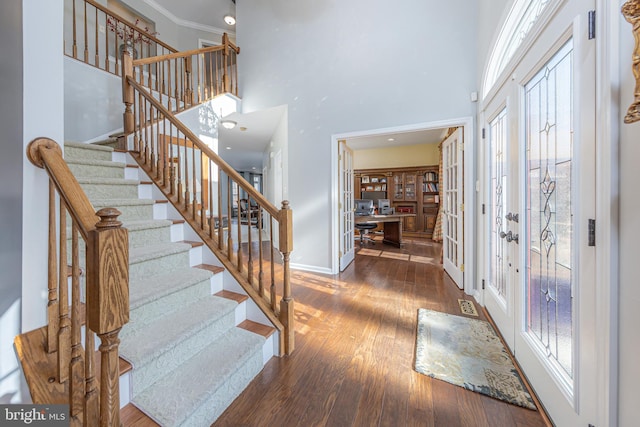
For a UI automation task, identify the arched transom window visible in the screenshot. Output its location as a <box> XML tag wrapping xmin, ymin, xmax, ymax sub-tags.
<box><xmin>483</xmin><ymin>0</ymin><xmax>552</xmax><ymax>97</ymax></box>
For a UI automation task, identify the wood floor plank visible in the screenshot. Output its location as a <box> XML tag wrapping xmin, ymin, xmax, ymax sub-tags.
<box><xmin>213</xmin><ymin>239</ymin><xmax>549</xmax><ymax>427</ymax></box>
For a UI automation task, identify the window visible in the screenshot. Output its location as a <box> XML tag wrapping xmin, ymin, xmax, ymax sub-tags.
<box><xmin>483</xmin><ymin>0</ymin><xmax>553</xmax><ymax>97</ymax></box>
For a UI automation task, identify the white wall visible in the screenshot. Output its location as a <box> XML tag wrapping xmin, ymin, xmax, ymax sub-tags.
<box><xmin>64</xmin><ymin>57</ymin><xmax>124</xmax><ymax>142</ymax></box>
<box><xmin>237</xmin><ymin>0</ymin><xmax>479</xmax><ymax>270</ymax></box>
<box><xmin>22</xmin><ymin>0</ymin><xmax>65</xmax><ymax>330</ymax></box>
<box><xmin>617</xmin><ymin>3</ymin><xmax>640</xmax><ymax>425</ymax></box>
<box><xmin>0</xmin><ymin>0</ymin><xmax>24</xmax><ymax>405</ymax></box>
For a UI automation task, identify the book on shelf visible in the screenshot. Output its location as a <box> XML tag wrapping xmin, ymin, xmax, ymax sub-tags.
<box><xmin>424</xmin><ymin>171</ymin><xmax>438</xmax><ymax>181</ymax></box>
<box><xmin>422</xmin><ymin>183</ymin><xmax>438</xmax><ymax>192</ymax></box>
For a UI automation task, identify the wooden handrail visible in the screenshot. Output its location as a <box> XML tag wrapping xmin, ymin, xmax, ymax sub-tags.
<box><xmin>84</xmin><ymin>0</ymin><xmax>176</xmax><ymax>53</ymax></box>
<box><xmin>122</xmin><ymin>54</ymin><xmax>294</xmax><ymax>355</ymax></box>
<box><xmin>27</xmin><ymin>138</ymin><xmax>97</xmax><ymax>240</ymax></box>
<box><xmin>26</xmin><ymin>137</ymin><xmax>129</xmax><ymax>426</ymax></box>
<box><xmin>127</xmin><ymin>33</ymin><xmax>240</xmax><ymax>109</ymax></box>
<box><xmin>132</xmin><ymin>44</ymin><xmax>232</xmax><ymax>67</ymax></box>
<box><xmin>126</xmin><ymin>74</ymin><xmax>277</xmax><ymax>217</ymax></box>
<box><xmin>64</xmin><ymin>0</ymin><xmax>178</xmax><ymax>78</ymax></box>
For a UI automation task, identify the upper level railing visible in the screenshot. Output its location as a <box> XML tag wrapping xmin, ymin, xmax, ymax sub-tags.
<box><xmin>64</xmin><ymin>0</ymin><xmax>177</xmax><ymax>76</ymax></box>
<box><xmin>122</xmin><ymin>54</ymin><xmax>295</xmax><ymax>355</ymax></box>
<box><xmin>25</xmin><ymin>138</ymin><xmax>129</xmax><ymax>426</ymax></box>
<box><xmin>130</xmin><ymin>34</ymin><xmax>240</xmax><ymax>114</ymax></box>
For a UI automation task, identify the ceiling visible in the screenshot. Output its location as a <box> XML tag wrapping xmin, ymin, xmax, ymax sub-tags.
<box><xmin>218</xmin><ymin>106</ymin><xmax>286</xmax><ymax>172</ymax></box>
<box><xmin>144</xmin><ymin>0</ymin><xmax>236</xmax><ymax>34</ymax></box>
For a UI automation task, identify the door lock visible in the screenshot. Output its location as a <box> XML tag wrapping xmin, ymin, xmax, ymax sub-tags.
<box><xmin>500</xmin><ymin>230</ymin><xmax>519</xmax><ymax>244</ymax></box>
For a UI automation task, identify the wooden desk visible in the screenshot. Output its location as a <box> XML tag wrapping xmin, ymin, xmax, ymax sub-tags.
<box><xmin>355</xmin><ymin>214</ymin><xmax>415</xmax><ymax>247</ymax></box>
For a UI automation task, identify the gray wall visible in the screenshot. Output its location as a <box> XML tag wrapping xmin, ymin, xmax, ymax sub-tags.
<box><xmin>0</xmin><ymin>0</ymin><xmax>24</xmax><ymax>404</ymax></box>
<box><xmin>237</xmin><ymin>0</ymin><xmax>479</xmax><ymax>270</ymax></box>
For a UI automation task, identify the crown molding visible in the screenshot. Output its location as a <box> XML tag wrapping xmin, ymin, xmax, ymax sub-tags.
<box><xmin>140</xmin><ymin>0</ymin><xmax>236</xmax><ymax>38</ymax></box>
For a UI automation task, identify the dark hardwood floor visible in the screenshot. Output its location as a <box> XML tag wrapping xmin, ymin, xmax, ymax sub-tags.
<box><xmin>213</xmin><ymin>238</ymin><xmax>549</xmax><ymax>427</ymax></box>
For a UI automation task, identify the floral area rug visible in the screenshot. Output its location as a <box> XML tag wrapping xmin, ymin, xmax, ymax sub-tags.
<box><xmin>414</xmin><ymin>309</ymin><xmax>536</xmax><ymax>409</ymax></box>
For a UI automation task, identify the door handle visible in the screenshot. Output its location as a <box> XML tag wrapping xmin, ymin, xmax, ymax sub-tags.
<box><xmin>500</xmin><ymin>230</ymin><xmax>519</xmax><ymax>243</ymax></box>
<box><xmin>506</xmin><ymin>212</ymin><xmax>519</xmax><ymax>223</ymax></box>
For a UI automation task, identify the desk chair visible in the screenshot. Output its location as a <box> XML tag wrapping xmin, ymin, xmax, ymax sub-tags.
<box><xmin>355</xmin><ymin>223</ymin><xmax>377</xmax><ymax>245</ymax></box>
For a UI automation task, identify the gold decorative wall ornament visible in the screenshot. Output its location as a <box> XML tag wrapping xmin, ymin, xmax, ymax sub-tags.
<box><xmin>623</xmin><ymin>0</ymin><xmax>640</xmax><ymax>123</ymax></box>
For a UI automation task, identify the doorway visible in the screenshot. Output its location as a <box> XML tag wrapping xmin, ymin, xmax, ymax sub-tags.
<box><xmin>480</xmin><ymin>1</ymin><xmax>597</xmax><ymax>424</ymax></box>
<box><xmin>331</xmin><ymin>118</ymin><xmax>475</xmax><ymax>296</ymax></box>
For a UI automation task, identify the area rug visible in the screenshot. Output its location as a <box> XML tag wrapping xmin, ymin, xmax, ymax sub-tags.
<box><xmin>414</xmin><ymin>309</ymin><xmax>536</xmax><ymax>409</ymax></box>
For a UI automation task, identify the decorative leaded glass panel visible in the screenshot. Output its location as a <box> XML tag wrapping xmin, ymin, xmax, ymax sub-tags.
<box><xmin>525</xmin><ymin>39</ymin><xmax>573</xmax><ymax>380</ymax></box>
<box><xmin>490</xmin><ymin>109</ymin><xmax>508</xmax><ymax>300</ymax></box>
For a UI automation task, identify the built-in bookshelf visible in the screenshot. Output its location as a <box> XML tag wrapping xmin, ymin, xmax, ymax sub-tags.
<box><xmin>354</xmin><ymin>165</ymin><xmax>439</xmax><ymax>238</ymax></box>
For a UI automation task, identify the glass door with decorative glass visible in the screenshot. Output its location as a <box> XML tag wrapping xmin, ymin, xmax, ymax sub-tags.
<box><xmin>481</xmin><ymin>0</ymin><xmax>597</xmax><ymax>424</ymax></box>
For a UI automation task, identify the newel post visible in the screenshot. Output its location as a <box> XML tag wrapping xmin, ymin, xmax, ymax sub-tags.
<box><xmin>222</xmin><ymin>33</ymin><xmax>231</xmax><ymax>93</ymax></box>
<box><xmin>278</xmin><ymin>201</ymin><xmax>295</xmax><ymax>355</ymax></box>
<box><xmin>86</xmin><ymin>208</ymin><xmax>129</xmax><ymax>427</ymax></box>
<box><xmin>122</xmin><ymin>53</ymin><xmax>134</xmax><ymax>136</ymax></box>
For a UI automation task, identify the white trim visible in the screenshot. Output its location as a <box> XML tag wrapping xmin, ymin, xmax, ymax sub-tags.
<box><xmin>140</xmin><ymin>0</ymin><xmax>235</xmax><ymax>37</ymax></box>
<box><xmin>330</xmin><ymin>117</ymin><xmax>476</xmax><ymax>301</ymax></box>
<box><xmin>290</xmin><ymin>263</ymin><xmax>334</xmax><ymax>275</ymax></box>
<box><xmin>198</xmin><ymin>38</ymin><xmax>221</xmax><ymax>48</ymax></box>
<box><xmin>594</xmin><ymin>1</ymin><xmax>619</xmax><ymax>426</ymax></box>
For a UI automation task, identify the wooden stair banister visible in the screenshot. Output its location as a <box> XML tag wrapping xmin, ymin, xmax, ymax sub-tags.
<box><xmin>22</xmin><ymin>138</ymin><xmax>129</xmax><ymax>426</ymax></box>
<box><xmin>122</xmin><ymin>55</ymin><xmax>295</xmax><ymax>355</ymax></box>
<box><xmin>65</xmin><ymin>0</ymin><xmax>178</xmax><ymax>78</ymax></box>
<box><xmin>128</xmin><ymin>33</ymin><xmax>240</xmax><ymax>112</ymax></box>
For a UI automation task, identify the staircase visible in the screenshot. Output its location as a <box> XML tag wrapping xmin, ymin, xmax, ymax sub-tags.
<box><xmin>65</xmin><ymin>141</ymin><xmax>274</xmax><ymax>426</ymax></box>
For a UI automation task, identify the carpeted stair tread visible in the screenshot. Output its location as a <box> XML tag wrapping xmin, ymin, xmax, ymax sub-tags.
<box><xmin>66</xmin><ymin>158</ymin><xmax>125</xmax><ymax>168</ymax></box>
<box><xmin>119</xmin><ymin>297</ymin><xmax>237</xmax><ymax>368</ymax></box>
<box><xmin>129</xmin><ymin>267</ymin><xmax>213</xmax><ymax>311</ymax></box>
<box><xmin>129</xmin><ymin>242</ymin><xmax>192</xmax><ymax>265</ymax></box>
<box><xmin>64</xmin><ymin>141</ymin><xmax>114</xmax><ymax>162</ymax></box>
<box><xmin>65</xmin><ymin>140</ymin><xmax>114</xmax><ymax>152</ymax></box>
<box><xmin>132</xmin><ymin>328</ymin><xmax>264</xmax><ymax>427</ymax></box>
<box><xmin>92</xmin><ymin>198</ymin><xmax>155</xmax><ymax>207</ymax></box>
<box><xmin>76</xmin><ymin>177</ymin><xmax>139</xmax><ymax>185</ymax></box>
<box><xmin>123</xmin><ymin>219</ymin><xmax>173</xmax><ymax>232</ymax></box>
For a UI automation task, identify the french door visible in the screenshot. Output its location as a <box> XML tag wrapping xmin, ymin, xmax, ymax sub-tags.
<box><xmin>442</xmin><ymin>128</ymin><xmax>464</xmax><ymax>288</ymax></box>
<box><xmin>338</xmin><ymin>140</ymin><xmax>355</xmax><ymax>271</ymax></box>
<box><xmin>482</xmin><ymin>1</ymin><xmax>596</xmax><ymax>425</ymax></box>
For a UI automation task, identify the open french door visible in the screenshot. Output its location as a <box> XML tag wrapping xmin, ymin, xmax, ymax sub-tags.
<box><xmin>338</xmin><ymin>140</ymin><xmax>355</xmax><ymax>271</ymax></box>
<box><xmin>482</xmin><ymin>1</ymin><xmax>597</xmax><ymax>425</ymax></box>
<box><xmin>442</xmin><ymin>128</ymin><xmax>464</xmax><ymax>288</ymax></box>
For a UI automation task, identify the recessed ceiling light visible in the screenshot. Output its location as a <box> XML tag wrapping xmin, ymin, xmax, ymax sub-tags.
<box><xmin>221</xmin><ymin>119</ymin><xmax>237</xmax><ymax>129</ymax></box>
<box><xmin>388</xmin><ymin>138</ymin><xmax>395</xmax><ymax>142</ymax></box>
<box><xmin>225</xmin><ymin>146</ymin><xmax>231</xmax><ymax>150</ymax></box>
<box><xmin>224</xmin><ymin>14</ymin><xmax>236</xmax><ymax>26</ymax></box>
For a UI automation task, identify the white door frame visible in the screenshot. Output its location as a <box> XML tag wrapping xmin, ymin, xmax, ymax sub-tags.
<box><xmin>330</xmin><ymin>116</ymin><xmax>477</xmax><ymax>298</ymax></box>
<box><xmin>477</xmin><ymin>1</ymin><xmax>619</xmax><ymax>425</ymax></box>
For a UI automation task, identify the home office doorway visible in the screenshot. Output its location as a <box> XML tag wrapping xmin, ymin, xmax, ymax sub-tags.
<box><xmin>331</xmin><ymin>118</ymin><xmax>475</xmax><ymax>296</ymax></box>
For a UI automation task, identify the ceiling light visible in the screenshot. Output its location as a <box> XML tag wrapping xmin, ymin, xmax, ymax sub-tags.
<box><xmin>221</xmin><ymin>119</ymin><xmax>237</xmax><ymax>129</ymax></box>
<box><xmin>388</xmin><ymin>138</ymin><xmax>395</xmax><ymax>142</ymax></box>
<box><xmin>224</xmin><ymin>14</ymin><xmax>236</xmax><ymax>25</ymax></box>
<box><xmin>225</xmin><ymin>146</ymin><xmax>231</xmax><ymax>150</ymax></box>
